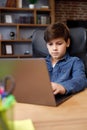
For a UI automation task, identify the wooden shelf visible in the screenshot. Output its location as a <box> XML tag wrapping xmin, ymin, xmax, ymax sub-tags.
<box><xmin>0</xmin><ymin>7</ymin><xmax>51</xmax><ymax>11</ymax></box>
<box><xmin>1</xmin><ymin>54</ymin><xmax>32</xmax><ymax>58</ymax></box>
<box><xmin>0</xmin><ymin>0</ymin><xmax>55</xmax><ymax>58</ymax></box>
<box><xmin>0</xmin><ymin>39</ymin><xmax>32</xmax><ymax>42</ymax></box>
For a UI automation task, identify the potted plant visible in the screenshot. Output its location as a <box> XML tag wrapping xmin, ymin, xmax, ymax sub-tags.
<box><xmin>28</xmin><ymin>0</ymin><xmax>38</xmax><ymax>8</ymax></box>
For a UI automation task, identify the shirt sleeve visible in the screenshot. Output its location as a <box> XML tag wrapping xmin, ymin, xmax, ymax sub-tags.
<box><xmin>58</xmin><ymin>58</ymin><xmax>87</xmax><ymax>94</ymax></box>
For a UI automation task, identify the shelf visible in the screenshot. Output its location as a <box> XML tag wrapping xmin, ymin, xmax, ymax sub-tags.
<box><xmin>0</xmin><ymin>0</ymin><xmax>55</xmax><ymax>58</ymax></box>
<box><xmin>0</xmin><ymin>23</ymin><xmax>49</xmax><ymax>27</ymax></box>
<box><xmin>0</xmin><ymin>23</ymin><xmax>17</xmax><ymax>26</ymax></box>
<box><xmin>0</xmin><ymin>54</ymin><xmax>32</xmax><ymax>58</ymax></box>
<box><xmin>0</xmin><ymin>7</ymin><xmax>51</xmax><ymax>11</ymax></box>
<box><xmin>0</xmin><ymin>39</ymin><xmax>32</xmax><ymax>42</ymax></box>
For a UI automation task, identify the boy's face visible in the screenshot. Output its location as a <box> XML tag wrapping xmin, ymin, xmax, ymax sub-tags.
<box><xmin>47</xmin><ymin>38</ymin><xmax>70</xmax><ymax>61</ymax></box>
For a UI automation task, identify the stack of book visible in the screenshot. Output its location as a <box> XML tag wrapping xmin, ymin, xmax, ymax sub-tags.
<box><xmin>19</xmin><ymin>16</ymin><xmax>34</xmax><ymax>24</ymax></box>
<box><xmin>37</xmin><ymin>15</ymin><xmax>51</xmax><ymax>24</ymax></box>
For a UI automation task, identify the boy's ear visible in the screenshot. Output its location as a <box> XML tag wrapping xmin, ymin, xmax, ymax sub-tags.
<box><xmin>67</xmin><ymin>38</ymin><xmax>70</xmax><ymax>47</ymax></box>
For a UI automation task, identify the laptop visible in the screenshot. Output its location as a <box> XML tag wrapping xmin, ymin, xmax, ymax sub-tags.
<box><xmin>0</xmin><ymin>58</ymin><xmax>72</xmax><ymax>106</ymax></box>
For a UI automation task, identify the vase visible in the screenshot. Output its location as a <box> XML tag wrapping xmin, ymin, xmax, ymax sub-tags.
<box><xmin>29</xmin><ymin>4</ymin><xmax>35</xmax><ymax>9</ymax></box>
<box><xmin>18</xmin><ymin>0</ymin><xmax>22</xmax><ymax>8</ymax></box>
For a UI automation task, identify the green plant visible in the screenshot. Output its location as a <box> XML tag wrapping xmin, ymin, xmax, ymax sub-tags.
<box><xmin>28</xmin><ymin>0</ymin><xmax>37</xmax><ymax>4</ymax></box>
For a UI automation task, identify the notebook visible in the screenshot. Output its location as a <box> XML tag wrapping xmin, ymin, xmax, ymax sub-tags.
<box><xmin>0</xmin><ymin>58</ymin><xmax>72</xmax><ymax>106</ymax></box>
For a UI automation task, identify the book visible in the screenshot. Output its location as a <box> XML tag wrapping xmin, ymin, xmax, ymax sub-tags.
<box><xmin>5</xmin><ymin>0</ymin><xmax>16</xmax><ymax>7</ymax></box>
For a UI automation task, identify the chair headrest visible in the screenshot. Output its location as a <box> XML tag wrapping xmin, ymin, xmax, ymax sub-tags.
<box><xmin>69</xmin><ymin>27</ymin><xmax>87</xmax><ymax>55</ymax></box>
<box><xmin>32</xmin><ymin>27</ymin><xmax>87</xmax><ymax>58</ymax></box>
<box><xmin>32</xmin><ymin>29</ymin><xmax>49</xmax><ymax>57</ymax></box>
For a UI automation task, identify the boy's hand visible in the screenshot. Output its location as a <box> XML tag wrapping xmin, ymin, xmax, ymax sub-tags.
<box><xmin>51</xmin><ymin>82</ymin><xmax>66</xmax><ymax>95</ymax></box>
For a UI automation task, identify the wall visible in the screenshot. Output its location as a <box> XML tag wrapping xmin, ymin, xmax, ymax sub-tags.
<box><xmin>55</xmin><ymin>0</ymin><xmax>87</xmax><ymax>23</ymax></box>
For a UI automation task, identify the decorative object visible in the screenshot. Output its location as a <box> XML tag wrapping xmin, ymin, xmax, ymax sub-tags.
<box><xmin>18</xmin><ymin>0</ymin><xmax>22</xmax><ymax>8</ymax></box>
<box><xmin>0</xmin><ymin>34</ymin><xmax>3</xmax><ymax>40</ymax></box>
<box><xmin>5</xmin><ymin>15</ymin><xmax>12</xmax><ymax>23</ymax></box>
<box><xmin>9</xmin><ymin>32</ymin><xmax>15</xmax><ymax>40</ymax></box>
<box><xmin>28</xmin><ymin>0</ymin><xmax>37</xmax><ymax>8</ymax></box>
<box><xmin>5</xmin><ymin>44</ymin><xmax>13</xmax><ymax>55</ymax></box>
<box><xmin>24</xmin><ymin>50</ymin><xmax>30</xmax><ymax>55</ymax></box>
<box><xmin>5</xmin><ymin>0</ymin><xmax>16</xmax><ymax>7</ymax></box>
<box><xmin>29</xmin><ymin>4</ymin><xmax>34</xmax><ymax>8</ymax></box>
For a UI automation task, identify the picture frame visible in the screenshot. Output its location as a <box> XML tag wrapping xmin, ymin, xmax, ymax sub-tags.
<box><xmin>0</xmin><ymin>34</ymin><xmax>3</xmax><ymax>40</ymax></box>
<box><xmin>4</xmin><ymin>15</ymin><xmax>12</xmax><ymax>23</ymax></box>
<box><xmin>5</xmin><ymin>44</ymin><xmax>13</xmax><ymax>55</ymax></box>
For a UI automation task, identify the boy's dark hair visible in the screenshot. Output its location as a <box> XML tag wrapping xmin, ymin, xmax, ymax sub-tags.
<box><xmin>44</xmin><ymin>22</ymin><xmax>70</xmax><ymax>43</ymax></box>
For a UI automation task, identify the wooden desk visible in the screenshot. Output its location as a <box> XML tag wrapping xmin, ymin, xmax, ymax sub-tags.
<box><xmin>14</xmin><ymin>89</ymin><xmax>87</xmax><ymax>130</ymax></box>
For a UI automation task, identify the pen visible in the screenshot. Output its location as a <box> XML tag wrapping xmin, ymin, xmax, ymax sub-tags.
<box><xmin>0</xmin><ymin>87</ymin><xmax>4</xmax><ymax>95</ymax></box>
<box><xmin>0</xmin><ymin>94</ymin><xmax>2</xmax><ymax>106</ymax></box>
<box><xmin>0</xmin><ymin>87</ymin><xmax>4</xmax><ymax>106</ymax></box>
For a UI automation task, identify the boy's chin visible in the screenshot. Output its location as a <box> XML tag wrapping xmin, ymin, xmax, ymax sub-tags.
<box><xmin>52</xmin><ymin>55</ymin><xmax>62</xmax><ymax>60</ymax></box>
<box><xmin>52</xmin><ymin>56</ymin><xmax>60</xmax><ymax>60</ymax></box>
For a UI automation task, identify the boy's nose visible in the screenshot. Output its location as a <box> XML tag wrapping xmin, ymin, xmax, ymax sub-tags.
<box><xmin>53</xmin><ymin>44</ymin><xmax>57</xmax><ymax>50</ymax></box>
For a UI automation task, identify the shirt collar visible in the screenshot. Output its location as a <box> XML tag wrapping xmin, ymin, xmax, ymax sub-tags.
<box><xmin>46</xmin><ymin>52</ymin><xmax>70</xmax><ymax>63</ymax></box>
<box><xmin>60</xmin><ymin>53</ymin><xmax>69</xmax><ymax>61</ymax></box>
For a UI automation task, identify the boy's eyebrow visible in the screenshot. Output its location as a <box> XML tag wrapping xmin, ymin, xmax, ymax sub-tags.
<box><xmin>48</xmin><ymin>39</ymin><xmax>64</xmax><ymax>43</ymax></box>
<box><xmin>56</xmin><ymin>40</ymin><xmax>63</xmax><ymax>42</ymax></box>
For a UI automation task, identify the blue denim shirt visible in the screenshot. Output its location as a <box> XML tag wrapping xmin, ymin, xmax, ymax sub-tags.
<box><xmin>45</xmin><ymin>53</ymin><xmax>87</xmax><ymax>94</ymax></box>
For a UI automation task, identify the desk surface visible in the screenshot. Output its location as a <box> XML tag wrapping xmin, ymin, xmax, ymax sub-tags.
<box><xmin>14</xmin><ymin>89</ymin><xmax>87</xmax><ymax>130</ymax></box>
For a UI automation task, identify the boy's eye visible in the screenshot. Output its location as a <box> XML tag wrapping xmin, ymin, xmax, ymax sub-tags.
<box><xmin>47</xmin><ymin>42</ymin><xmax>53</xmax><ymax>46</ymax></box>
<box><xmin>47</xmin><ymin>42</ymin><xmax>63</xmax><ymax>46</ymax></box>
<box><xmin>57</xmin><ymin>42</ymin><xmax>62</xmax><ymax>45</ymax></box>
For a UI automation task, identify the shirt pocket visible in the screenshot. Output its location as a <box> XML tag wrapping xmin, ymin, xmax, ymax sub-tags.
<box><xmin>56</xmin><ymin>66</ymin><xmax>72</xmax><ymax>82</ymax></box>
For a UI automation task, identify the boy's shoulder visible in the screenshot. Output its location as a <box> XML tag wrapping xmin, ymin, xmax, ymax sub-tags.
<box><xmin>68</xmin><ymin>54</ymin><xmax>84</xmax><ymax>64</ymax></box>
<box><xmin>68</xmin><ymin>55</ymin><xmax>81</xmax><ymax>61</ymax></box>
<box><xmin>61</xmin><ymin>53</ymin><xmax>81</xmax><ymax>63</ymax></box>
<box><xmin>45</xmin><ymin>54</ymin><xmax>83</xmax><ymax>64</ymax></box>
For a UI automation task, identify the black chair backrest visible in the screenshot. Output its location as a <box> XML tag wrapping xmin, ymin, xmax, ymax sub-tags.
<box><xmin>68</xmin><ymin>27</ymin><xmax>87</xmax><ymax>76</ymax></box>
<box><xmin>32</xmin><ymin>29</ymin><xmax>49</xmax><ymax>57</ymax></box>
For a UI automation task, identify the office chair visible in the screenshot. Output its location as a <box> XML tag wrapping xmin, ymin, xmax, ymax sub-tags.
<box><xmin>69</xmin><ymin>27</ymin><xmax>87</xmax><ymax>76</ymax></box>
<box><xmin>32</xmin><ymin>27</ymin><xmax>87</xmax><ymax>75</ymax></box>
<box><xmin>32</xmin><ymin>29</ymin><xmax>49</xmax><ymax>57</ymax></box>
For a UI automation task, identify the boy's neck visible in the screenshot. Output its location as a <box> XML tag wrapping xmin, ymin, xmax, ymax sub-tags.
<box><xmin>51</xmin><ymin>58</ymin><xmax>59</xmax><ymax>65</ymax></box>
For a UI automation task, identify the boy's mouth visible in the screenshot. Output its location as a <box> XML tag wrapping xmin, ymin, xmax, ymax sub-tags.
<box><xmin>52</xmin><ymin>52</ymin><xmax>59</xmax><ymax>55</ymax></box>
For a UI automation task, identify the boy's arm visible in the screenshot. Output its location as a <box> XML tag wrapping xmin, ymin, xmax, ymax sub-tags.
<box><xmin>51</xmin><ymin>82</ymin><xmax>66</xmax><ymax>95</ymax></box>
<box><xmin>58</xmin><ymin>59</ymin><xmax>87</xmax><ymax>94</ymax></box>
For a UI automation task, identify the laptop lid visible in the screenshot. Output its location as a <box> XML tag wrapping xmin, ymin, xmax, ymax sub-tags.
<box><xmin>0</xmin><ymin>58</ymin><xmax>72</xmax><ymax>106</ymax></box>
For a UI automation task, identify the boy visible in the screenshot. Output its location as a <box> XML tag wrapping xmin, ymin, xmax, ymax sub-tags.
<box><xmin>44</xmin><ymin>22</ymin><xmax>87</xmax><ymax>95</ymax></box>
